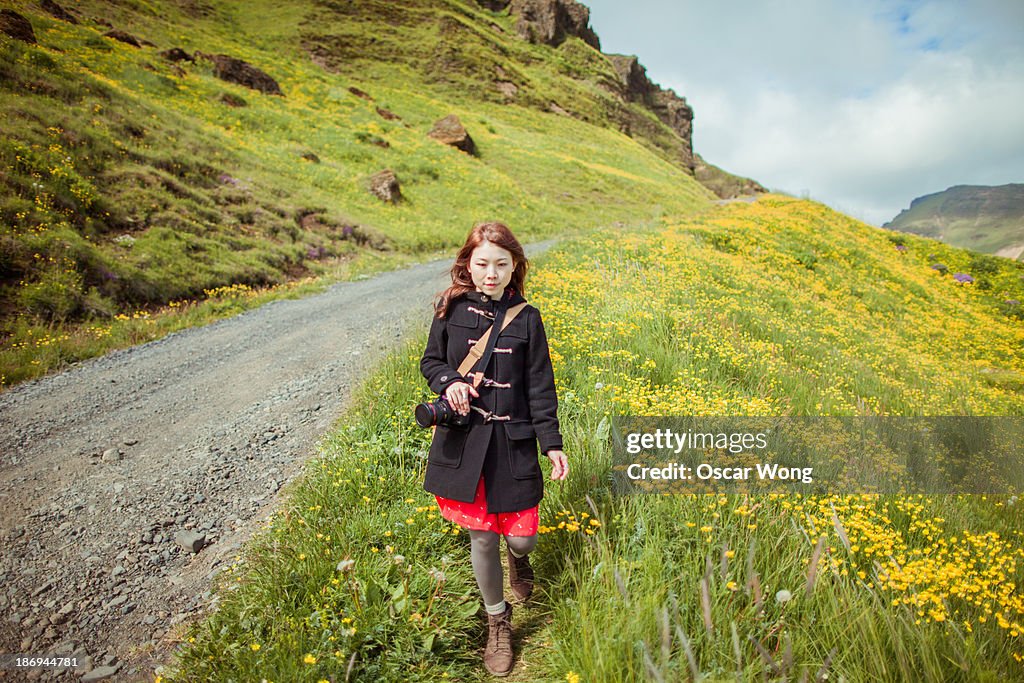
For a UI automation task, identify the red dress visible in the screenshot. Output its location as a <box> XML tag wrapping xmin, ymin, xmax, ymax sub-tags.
<box><xmin>436</xmin><ymin>475</ymin><xmax>539</xmax><ymax>536</ymax></box>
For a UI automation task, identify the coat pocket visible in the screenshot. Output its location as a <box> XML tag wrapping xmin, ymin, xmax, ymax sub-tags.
<box><xmin>448</xmin><ymin>307</ymin><xmax>480</xmax><ymax>329</ymax></box>
<box><xmin>428</xmin><ymin>425</ymin><xmax>466</xmax><ymax>469</ymax></box>
<box><xmin>500</xmin><ymin>314</ymin><xmax>529</xmax><ymax>339</ymax></box>
<box><xmin>504</xmin><ymin>421</ymin><xmax>540</xmax><ymax>480</ymax></box>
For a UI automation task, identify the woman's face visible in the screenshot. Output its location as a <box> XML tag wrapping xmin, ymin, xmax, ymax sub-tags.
<box><xmin>469</xmin><ymin>240</ymin><xmax>514</xmax><ymax>300</ymax></box>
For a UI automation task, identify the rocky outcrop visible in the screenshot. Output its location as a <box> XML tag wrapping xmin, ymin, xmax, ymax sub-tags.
<box><xmin>195</xmin><ymin>52</ymin><xmax>283</xmax><ymax>96</ymax></box>
<box><xmin>41</xmin><ymin>0</ymin><xmax>78</xmax><ymax>24</ymax></box>
<box><xmin>649</xmin><ymin>90</ymin><xmax>693</xmax><ymax>168</ymax></box>
<box><xmin>471</xmin><ymin>3</ymin><xmax>696</xmax><ymax>172</ymax></box>
<box><xmin>606</xmin><ymin>54</ymin><xmax>647</xmax><ymax>101</ymax></box>
<box><xmin>159</xmin><ymin>47</ymin><xmax>194</xmax><ymax>63</ymax></box>
<box><xmin>104</xmin><ymin>29</ymin><xmax>142</xmax><ymax>47</ymax></box>
<box><xmin>428</xmin><ymin>114</ymin><xmax>476</xmax><ymax>155</ymax></box>
<box><xmin>369</xmin><ymin>170</ymin><xmax>402</xmax><ymax>203</ymax></box>
<box><xmin>496</xmin><ymin>80</ymin><xmax>518</xmax><ymax>99</ymax></box>
<box><xmin>607</xmin><ymin>54</ymin><xmax>694</xmax><ymax>171</ymax></box>
<box><xmin>474</xmin><ymin>0</ymin><xmax>599</xmax><ymax>49</ymax></box>
<box><xmin>218</xmin><ymin>92</ymin><xmax>247</xmax><ymax>107</ymax></box>
<box><xmin>348</xmin><ymin>86</ymin><xmax>373</xmax><ymax>101</ymax></box>
<box><xmin>470</xmin><ymin>3</ymin><xmax>696</xmax><ymax>173</ymax></box>
<box><xmin>694</xmin><ymin>154</ymin><xmax>767</xmax><ymax>199</ymax></box>
<box><xmin>0</xmin><ymin>9</ymin><xmax>36</xmax><ymax>43</ymax></box>
<box><xmin>507</xmin><ymin>0</ymin><xmax>600</xmax><ymax>50</ymax></box>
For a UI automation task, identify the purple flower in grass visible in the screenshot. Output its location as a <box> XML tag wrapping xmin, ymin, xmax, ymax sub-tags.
<box><xmin>952</xmin><ymin>273</ymin><xmax>974</xmax><ymax>284</ymax></box>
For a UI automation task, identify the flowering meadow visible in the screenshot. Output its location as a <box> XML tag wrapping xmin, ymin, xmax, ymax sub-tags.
<box><xmin>164</xmin><ymin>195</ymin><xmax>1023</xmax><ymax>681</ymax></box>
<box><xmin>530</xmin><ymin>196</ymin><xmax>1024</xmax><ymax>681</ymax></box>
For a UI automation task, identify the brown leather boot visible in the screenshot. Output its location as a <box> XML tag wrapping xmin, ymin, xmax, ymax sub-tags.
<box><xmin>507</xmin><ymin>548</ymin><xmax>534</xmax><ymax>602</ymax></box>
<box><xmin>483</xmin><ymin>602</ymin><xmax>514</xmax><ymax>676</ymax></box>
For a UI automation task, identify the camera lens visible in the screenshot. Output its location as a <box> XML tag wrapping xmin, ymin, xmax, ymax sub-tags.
<box><xmin>415</xmin><ymin>402</ymin><xmax>438</xmax><ymax>428</ymax></box>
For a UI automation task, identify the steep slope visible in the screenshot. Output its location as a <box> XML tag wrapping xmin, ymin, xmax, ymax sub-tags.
<box><xmin>884</xmin><ymin>184</ymin><xmax>1024</xmax><ymax>260</ymax></box>
<box><xmin>1</xmin><ymin>0</ymin><xmax>716</xmax><ymax>385</ymax></box>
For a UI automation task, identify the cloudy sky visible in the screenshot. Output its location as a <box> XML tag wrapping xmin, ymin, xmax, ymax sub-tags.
<box><xmin>583</xmin><ymin>0</ymin><xmax>1024</xmax><ymax>225</ymax></box>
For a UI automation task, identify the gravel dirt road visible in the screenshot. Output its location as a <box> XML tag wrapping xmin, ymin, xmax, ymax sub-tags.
<box><xmin>0</xmin><ymin>244</ymin><xmax>551</xmax><ymax>681</ymax></box>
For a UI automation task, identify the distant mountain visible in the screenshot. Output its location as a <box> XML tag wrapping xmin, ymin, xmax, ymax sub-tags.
<box><xmin>884</xmin><ymin>184</ymin><xmax>1024</xmax><ymax>260</ymax></box>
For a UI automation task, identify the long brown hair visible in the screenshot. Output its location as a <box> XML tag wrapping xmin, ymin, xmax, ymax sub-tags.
<box><xmin>435</xmin><ymin>221</ymin><xmax>528</xmax><ymax>317</ymax></box>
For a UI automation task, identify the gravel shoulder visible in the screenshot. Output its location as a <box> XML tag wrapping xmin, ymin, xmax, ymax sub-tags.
<box><xmin>0</xmin><ymin>246</ymin><xmax>550</xmax><ymax>681</ymax></box>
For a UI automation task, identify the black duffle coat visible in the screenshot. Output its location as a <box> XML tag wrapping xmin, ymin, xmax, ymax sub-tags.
<box><xmin>420</xmin><ymin>288</ymin><xmax>563</xmax><ymax>513</ymax></box>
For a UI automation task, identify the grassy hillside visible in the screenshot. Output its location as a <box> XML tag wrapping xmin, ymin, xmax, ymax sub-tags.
<box><xmin>884</xmin><ymin>184</ymin><xmax>1024</xmax><ymax>260</ymax></box>
<box><xmin>7</xmin><ymin>4</ymin><xmax>1024</xmax><ymax>678</ymax></box>
<box><xmin>694</xmin><ymin>153</ymin><xmax>766</xmax><ymax>199</ymax></box>
<box><xmin>0</xmin><ymin>0</ymin><xmax>712</xmax><ymax>387</ymax></box>
<box><xmin>161</xmin><ymin>196</ymin><xmax>1024</xmax><ymax>682</ymax></box>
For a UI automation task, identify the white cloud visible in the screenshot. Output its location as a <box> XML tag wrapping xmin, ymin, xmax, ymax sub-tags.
<box><xmin>584</xmin><ymin>1</ymin><xmax>1024</xmax><ymax>225</ymax></box>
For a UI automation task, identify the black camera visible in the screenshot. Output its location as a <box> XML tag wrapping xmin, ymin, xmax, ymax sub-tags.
<box><xmin>415</xmin><ymin>395</ymin><xmax>471</xmax><ymax>429</ymax></box>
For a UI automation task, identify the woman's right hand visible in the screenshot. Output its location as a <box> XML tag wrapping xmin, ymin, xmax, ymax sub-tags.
<box><xmin>444</xmin><ymin>381</ymin><xmax>479</xmax><ymax>416</ymax></box>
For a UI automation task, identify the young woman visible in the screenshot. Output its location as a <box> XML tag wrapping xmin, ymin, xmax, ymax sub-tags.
<box><xmin>420</xmin><ymin>221</ymin><xmax>568</xmax><ymax>677</ymax></box>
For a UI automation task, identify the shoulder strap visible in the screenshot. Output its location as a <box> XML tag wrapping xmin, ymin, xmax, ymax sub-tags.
<box><xmin>456</xmin><ymin>302</ymin><xmax>528</xmax><ymax>382</ymax></box>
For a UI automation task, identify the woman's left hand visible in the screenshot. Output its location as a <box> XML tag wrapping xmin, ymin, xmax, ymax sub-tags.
<box><xmin>547</xmin><ymin>450</ymin><xmax>568</xmax><ymax>480</ymax></box>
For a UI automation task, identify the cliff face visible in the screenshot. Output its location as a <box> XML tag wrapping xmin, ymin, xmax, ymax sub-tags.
<box><xmin>480</xmin><ymin>0</ymin><xmax>600</xmax><ymax>49</ymax></box>
<box><xmin>476</xmin><ymin>1</ymin><xmax>696</xmax><ymax>173</ymax></box>
<box><xmin>510</xmin><ymin>0</ymin><xmax>601</xmax><ymax>50</ymax></box>
<box><xmin>606</xmin><ymin>54</ymin><xmax>693</xmax><ymax>172</ymax></box>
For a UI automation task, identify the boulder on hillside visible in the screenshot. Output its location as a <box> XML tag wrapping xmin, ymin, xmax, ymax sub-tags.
<box><xmin>355</xmin><ymin>131</ymin><xmax>390</xmax><ymax>148</ymax></box>
<box><xmin>159</xmin><ymin>47</ymin><xmax>194</xmax><ymax>62</ymax></box>
<box><xmin>549</xmin><ymin>102</ymin><xmax>571</xmax><ymax>117</ymax></box>
<box><xmin>493</xmin><ymin>65</ymin><xmax>521</xmax><ymax>99</ymax></box>
<box><xmin>1</xmin><ymin>10</ymin><xmax>36</xmax><ymax>44</ymax></box>
<box><xmin>496</xmin><ymin>81</ymin><xmax>518</xmax><ymax>99</ymax></box>
<box><xmin>369</xmin><ymin>170</ymin><xmax>402</xmax><ymax>203</ymax></box>
<box><xmin>41</xmin><ymin>0</ymin><xmax>78</xmax><ymax>24</ymax></box>
<box><xmin>103</xmin><ymin>29</ymin><xmax>142</xmax><ymax>47</ymax></box>
<box><xmin>219</xmin><ymin>92</ymin><xmax>248</xmax><ymax>107</ymax></box>
<box><xmin>196</xmin><ymin>52</ymin><xmax>283</xmax><ymax>95</ymax></box>
<box><xmin>508</xmin><ymin>0</ymin><xmax>599</xmax><ymax>50</ymax></box>
<box><xmin>427</xmin><ymin>114</ymin><xmax>476</xmax><ymax>155</ymax></box>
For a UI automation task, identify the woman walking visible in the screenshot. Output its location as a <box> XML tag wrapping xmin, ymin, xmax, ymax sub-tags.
<box><xmin>419</xmin><ymin>221</ymin><xmax>568</xmax><ymax>676</ymax></box>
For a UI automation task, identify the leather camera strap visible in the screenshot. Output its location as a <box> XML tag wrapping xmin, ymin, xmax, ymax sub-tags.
<box><xmin>457</xmin><ymin>297</ymin><xmax>528</xmax><ymax>385</ymax></box>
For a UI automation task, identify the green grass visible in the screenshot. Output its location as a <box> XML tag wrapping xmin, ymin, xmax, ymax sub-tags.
<box><xmin>1</xmin><ymin>0</ymin><xmax>713</xmax><ymax>388</ymax></box>
<box><xmin>161</xmin><ymin>199</ymin><xmax>1024</xmax><ymax>682</ymax></box>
